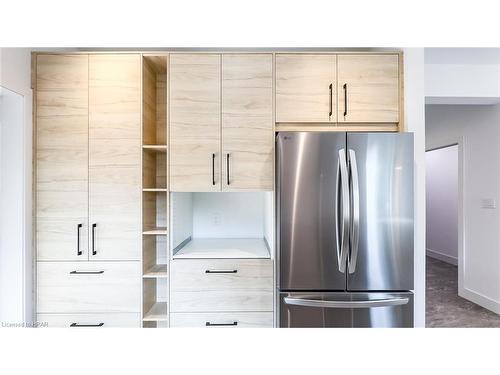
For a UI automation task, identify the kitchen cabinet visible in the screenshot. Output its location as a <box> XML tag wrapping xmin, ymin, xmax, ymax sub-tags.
<box><xmin>37</xmin><ymin>313</ymin><xmax>141</xmax><ymax>328</ymax></box>
<box><xmin>170</xmin><ymin>53</ymin><xmax>274</xmax><ymax>192</ymax></box>
<box><xmin>275</xmin><ymin>54</ymin><xmax>336</xmax><ymax>123</ymax></box>
<box><xmin>170</xmin><ymin>312</ymin><xmax>273</xmax><ymax>328</ymax></box>
<box><xmin>89</xmin><ymin>55</ymin><xmax>142</xmax><ymax>260</ymax></box>
<box><xmin>169</xmin><ymin>54</ymin><xmax>221</xmax><ymax>192</ymax></box>
<box><xmin>222</xmin><ymin>54</ymin><xmax>273</xmax><ymax>191</ymax></box>
<box><xmin>337</xmin><ymin>54</ymin><xmax>400</xmax><ymax>123</ymax></box>
<box><xmin>36</xmin><ymin>55</ymin><xmax>89</xmax><ymax>261</ymax></box>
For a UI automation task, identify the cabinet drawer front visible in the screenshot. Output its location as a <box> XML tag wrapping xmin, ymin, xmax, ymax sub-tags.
<box><xmin>37</xmin><ymin>262</ymin><xmax>141</xmax><ymax>313</ymax></box>
<box><xmin>37</xmin><ymin>313</ymin><xmax>141</xmax><ymax>328</ymax></box>
<box><xmin>170</xmin><ymin>312</ymin><xmax>273</xmax><ymax>328</ymax></box>
<box><xmin>171</xmin><ymin>259</ymin><xmax>273</xmax><ymax>291</ymax></box>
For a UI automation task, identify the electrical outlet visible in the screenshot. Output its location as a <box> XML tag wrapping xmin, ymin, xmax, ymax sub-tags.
<box><xmin>212</xmin><ymin>213</ymin><xmax>221</xmax><ymax>226</ymax></box>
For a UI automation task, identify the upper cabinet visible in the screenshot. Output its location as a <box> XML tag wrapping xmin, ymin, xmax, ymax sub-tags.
<box><xmin>88</xmin><ymin>55</ymin><xmax>142</xmax><ymax>260</ymax></box>
<box><xmin>337</xmin><ymin>54</ymin><xmax>400</xmax><ymax>123</ymax></box>
<box><xmin>275</xmin><ymin>53</ymin><xmax>401</xmax><ymax>126</ymax></box>
<box><xmin>222</xmin><ymin>54</ymin><xmax>273</xmax><ymax>191</ymax></box>
<box><xmin>276</xmin><ymin>54</ymin><xmax>336</xmax><ymax>123</ymax></box>
<box><xmin>36</xmin><ymin>55</ymin><xmax>89</xmax><ymax>261</ymax></box>
<box><xmin>169</xmin><ymin>54</ymin><xmax>221</xmax><ymax>192</ymax></box>
<box><xmin>169</xmin><ymin>54</ymin><xmax>274</xmax><ymax>192</ymax></box>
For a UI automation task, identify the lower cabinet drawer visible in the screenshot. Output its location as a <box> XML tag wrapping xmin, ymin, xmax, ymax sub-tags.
<box><xmin>170</xmin><ymin>312</ymin><xmax>274</xmax><ymax>328</ymax></box>
<box><xmin>170</xmin><ymin>259</ymin><xmax>273</xmax><ymax>312</ymax></box>
<box><xmin>37</xmin><ymin>313</ymin><xmax>141</xmax><ymax>328</ymax></box>
<box><xmin>37</xmin><ymin>261</ymin><xmax>141</xmax><ymax>313</ymax></box>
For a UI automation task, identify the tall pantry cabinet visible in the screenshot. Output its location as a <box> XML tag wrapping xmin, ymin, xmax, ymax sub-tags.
<box><xmin>35</xmin><ymin>54</ymin><xmax>142</xmax><ymax>327</ymax></box>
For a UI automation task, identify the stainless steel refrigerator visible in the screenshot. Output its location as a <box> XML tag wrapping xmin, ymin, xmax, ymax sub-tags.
<box><xmin>277</xmin><ymin>132</ymin><xmax>414</xmax><ymax>328</ymax></box>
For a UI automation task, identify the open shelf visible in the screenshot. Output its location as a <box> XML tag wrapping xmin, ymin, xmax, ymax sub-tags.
<box><xmin>143</xmin><ymin>144</ymin><xmax>167</xmax><ymax>152</ymax></box>
<box><xmin>143</xmin><ymin>188</ymin><xmax>168</xmax><ymax>192</ymax></box>
<box><xmin>143</xmin><ymin>264</ymin><xmax>168</xmax><ymax>278</ymax></box>
<box><xmin>173</xmin><ymin>238</ymin><xmax>271</xmax><ymax>259</ymax></box>
<box><xmin>143</xmin><ymin>302</ymin><xmax>168</xmax><ymax>322</ymax></box>
<box><xmin>143</xmin><ymin>227</ymin><xmax>167</xmax><ymax>235</ymax></box>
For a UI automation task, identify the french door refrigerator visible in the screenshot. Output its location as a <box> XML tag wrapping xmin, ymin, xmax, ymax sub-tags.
<box><xmin>277</xmin><ymin>132</ymin><xmax>414</xmax><ymax>328</ymax></box>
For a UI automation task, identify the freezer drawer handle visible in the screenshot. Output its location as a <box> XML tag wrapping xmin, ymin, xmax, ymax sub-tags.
<box><xmin>206</xmin><ymin>321</ymin><xmax>238</xmax><ymax>327</ymax></box>
<box><xmin>70</xmin><ymin>323</ymin><xmax>104</xmax><ymax>327</ymax></box>
<box><xmin>205</xmin><ymin>269</ymin><xmax>238</xmax><ymax>274</ymax></box>
<box><xmin>69</xmin><ymin>270</ymin><xmax>105</xmax><ymax>275</ymax></box>
<box><xmin>283</xmin><ymin>297</ymin><xmax>409</xmax><ymax>309</ymax></box>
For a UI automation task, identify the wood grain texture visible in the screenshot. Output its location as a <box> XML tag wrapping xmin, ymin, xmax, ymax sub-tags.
<box><xmin>36</xmin><ymin>54</ymin><xmax>89</xmax><ymax>261</ymax></box>
<box><xmin>89</xmin><ymin>54</ymin><xmax>142</xmax><ymax>261</ymax></box>
<box><xmin>276</xmin><ymin>54</ymin><xmax>336</xmax><ymax>123</ymax></box>
<box><xmin>37</xmin><ymin>261</ymin><xmax>141</xmax><ymax>313</ymax></box>
<box><xmin>170</xmin><ymin>312</ymin><xmax>273</xmax><ymax>328</ymax></box>
<box><xmin>337</xmin><ymin>54</ymin><xmax>400</xmax><ymax>123</ymax></box>
<box><xmin>222</xmin><ymin>54</ymin><xmax>273</xmax><ymax>191</ymax></box>
<box><xmin>37</xmin><ymin>313</ymin><xmax>141</xmax><ymax>328</ymax></box>
<box><xmin>169</xmin><ymin>54</ymin><xmax>221</xmax><ymax>192</ymax></box>
<box><xmin>170</xmin><ymin>259</ymin><xmax>273</xmax><ymax>312</ymax></box>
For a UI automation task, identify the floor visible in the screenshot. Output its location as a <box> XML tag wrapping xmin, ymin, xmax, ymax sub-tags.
<box><xmin>426</xmin><ymin>256</ymin><xmax>500</xmax><ymax>328</ymax></box>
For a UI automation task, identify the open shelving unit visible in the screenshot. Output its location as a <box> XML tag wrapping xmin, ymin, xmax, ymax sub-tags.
<box><xmin>142</xmin><ymin>54</ymin><xmax>169</xmax><ymax>328</ymax></box>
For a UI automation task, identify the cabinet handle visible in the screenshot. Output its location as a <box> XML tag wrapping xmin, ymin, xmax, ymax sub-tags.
<box><xmin>212</xmin><ymin>153</ymin><xmax>216</xmax><ymax>186</ymax></box>
<box><xmin>91</xmin><ymin>223</ymin><xmax>97</xmax><ymax>255</ymax></box>
<box><xmin>343</xmin><ymin>83</ymin><xmax>348</xmax><ymax>118</ymax></box>
<box><xmin>205</xmin><ymin>269</ymin><xmax>237</xmax><ymax>274</ymax></box>
<box><xmin>329</xmin><ymin>83</ymin><xmax>333</xmax><ymax>117</ymax></box>
<box><xmin>206</xmin><ymin>321</ymin><xmax>238</xmax><ymax>327</ymax></box>
<box><xmin>70</xmin><ymin>323</ymin><xmax>104</xmax><ymax>327</ymax></box>
<box><xmin>77</xmin><ymin>223</ymin><xmax>83</xmax><ymax>256</ymax></box>
<box><xmin>70</xmin><ymin>270</ymin><xmax>105</xmax><ymax>275</ymax></box>
<box><xmin>226</xmin><ymin>153</ymin><xmax>230</xmax><ymax>185</ymax></box>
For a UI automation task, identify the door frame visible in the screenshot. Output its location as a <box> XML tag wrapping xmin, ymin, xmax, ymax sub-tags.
<box><xmin>425</xmin><ymin>137</ymin><xmax>465</xmax><ymax>306</ymax></box>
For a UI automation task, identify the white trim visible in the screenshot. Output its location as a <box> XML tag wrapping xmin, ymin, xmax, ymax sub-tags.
<box><xmin>426</xmin><ymin>248</ymin><xmax>458</xmax><ymax>266</ymax></box>
<box><xmin>459</xmin><ymin>288</ymin><xmax>500</xmax><ymax>315</ymax></box>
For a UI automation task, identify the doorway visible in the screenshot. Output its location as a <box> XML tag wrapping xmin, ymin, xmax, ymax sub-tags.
<box><xmin>425</xmin><ymin>144</ymin><xmax>500</xmax><ymax>327</ymax></box>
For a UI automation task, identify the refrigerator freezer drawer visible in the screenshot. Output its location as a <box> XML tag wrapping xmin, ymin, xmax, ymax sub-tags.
<box><xmin>279</xmin><ymin>292</ymin><xmax>413</xmax><ymax>328</ymax></box>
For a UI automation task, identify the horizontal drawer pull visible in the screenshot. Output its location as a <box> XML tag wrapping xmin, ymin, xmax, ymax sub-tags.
<box><xmin>70</xmin><ymin>323</ymin><xmax>104</xmax><ymax>327</ymax></box>
<box><xmin>205</xmin><ymin>321</ymin><xmax>238</xmax><ymax>327</ymax></box>
<box><xmin>205</xmin><ymin>269</ymin><xmax>237</xmax><ymax>274</ymax></box>
<box><xmin>69</xmin><ymin>270</ymin><xmax>105</xmax><ymax>275</ymax></box>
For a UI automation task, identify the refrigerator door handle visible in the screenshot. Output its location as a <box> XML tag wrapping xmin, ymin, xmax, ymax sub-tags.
<box><xmin>348</xmin><ymin>149</ymin><xmax>360</xmax><ymax>273</ymax></box>
<box><xmin>336</xmin><ymin>149</ymin><xmax>350</xmax><ymax>273</ymax></box>
<box><xmin>283</xmin><ymin>296</ymin><xmax>409</xmax><ymax>309</ymax></box>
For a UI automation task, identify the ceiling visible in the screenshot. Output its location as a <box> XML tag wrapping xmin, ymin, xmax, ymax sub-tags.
<box><xmin>425</xmin><ymin>48</ymin><xmax>500</xmax><ymax>65</ymax></box>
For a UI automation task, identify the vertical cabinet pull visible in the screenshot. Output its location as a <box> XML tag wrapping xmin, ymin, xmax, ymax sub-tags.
<box><xmin>226</xmin><ymin>153</ymin><xmax>230</xmax><ymax>185</ymax></box>
<box><xmin>77</xmin><ymin>223</ymin><xmax>83</xmax><ymax>256</ymax></box>
<box><xmin>329</xmin><ymin>83</ymin><xmax>333</xmax><ymax>118</ymax></box>
<box><xmin>91</xmin><ymin>223</ymin><xmax>97</xmax><ymax>255</ymax></box>
<box><xmin>206</xmin><ymin>321</ymin><xmax>238</xmax><ymax>327</ymax></box>
<box><xmin>70</xmin><ymin>323</ymin><xmax>104</xmax><ymax>327</ymax></box>
<box><xmin>212</xmin><ymin>153</ymin><xmax>216</xmax><ymax>186</ymax></box>
<box><xmin>343</xmin><ymin>83</ymin><xmax>348</xmax><ymax>118</ymax></box>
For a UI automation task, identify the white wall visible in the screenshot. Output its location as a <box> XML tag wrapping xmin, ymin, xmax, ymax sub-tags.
<box><xmin>0</xmin><ymin>48</ymin><xmax>33</xmax><ymax>325</ymax></box>
<box><xmin>425</xmin><ymin>145</ymin><xmax>458</xmax><ymax>264</ymax></box>
<box><xmin>404</xmin><ymin>48</ymin><xmax>426</xmax><ymax>327</ymax></box>
<box><xmin>426</xmin><ymin>104</ymin><xmax>500</xmax><ymax>314</ymax></box>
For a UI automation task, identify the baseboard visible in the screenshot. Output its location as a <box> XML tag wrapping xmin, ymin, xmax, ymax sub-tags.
<box><xmin>426</xmin><ymin>248</ymin><xmax>458</xmax><ymax>266</ymax></box>
<box><xmin>459</xmin><ymin>288</ymin><xmax>500</xmax><ymax>315</ymax></box>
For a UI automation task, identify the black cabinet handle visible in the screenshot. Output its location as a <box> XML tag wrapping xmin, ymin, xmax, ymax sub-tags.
<box><xmin>91</xmin><ymin>223</ymin><xmax>97</xmax><ymax>255</ymax></box>
<box><xmin>77</xmin><ymin>223</ymin><xmax>83</xmax><ymax>256</ymax></box>
<box><xmin>205</xmin><ymin>269</ymin><xmax>237</xmax><ymax>274</ymax></box>
<box><xmin>70</xmin><ymin>270</ymin><xmax>104</xmax><ymax>275</ymax></box>
<box><xmin>329</xmin><ymin>83</ymin><xmax>333</xmax><ymax>117</ymax></box>
<box><xmin>206</xmin><ymin>321</ymin><xmax>238</xmax><ymax>327</ymax></box>
<box><xmin>343</xmin><ymin>83</ymin><xmax>348</xmax><ymax>117</ymax></box>
<box><xmin>212</xmin><ymin>153</ymin><xmax>216</xmax><ymax>186</ymax></box>
<box><xmin>226</xmin><ymin>153</ymin><xmax>230</xmax><ymax>185</ymax></box>
<box><xmin>70</xmin><ymin>323</ymin><xmax>104</xmax><ymax>327</ymax></box>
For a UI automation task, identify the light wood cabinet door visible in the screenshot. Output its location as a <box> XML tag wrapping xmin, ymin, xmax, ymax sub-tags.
<box><xmin>36</xmin><ymin>55</ymin><xmax>89</xmax><ymax>261</ymax></box>
<box><xmin>276</xmin><ymin>54</ymin><xmax>336</xmax><ymax>123</ymax></box>
<box><xmin>170</xmin><ymin>54</ymin><xmax>221</xmax><ymax>192</ymax></box>
<box><xmin>89</xmin><ymin>55</ymin><xmax>142</xmax><ymax>261</ymax></box>
<box><xmin>170</xmin><ymin>312</ymin><xmax>273</xmax><ymax>328</ymax></box>
<box><xmin>222</xmin><ymin>54</ymin><xmax>273</xmax><ymax>191</ymax></box>
<box><xmin>337</xmin><ymin>54</ymin><xmax>400</xmax><ymax>123</ymax></box>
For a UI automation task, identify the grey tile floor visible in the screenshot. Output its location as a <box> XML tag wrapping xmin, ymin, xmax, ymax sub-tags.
<box><xmin>426</xmin><ymin>256</ymin><xmax>500</xmax><ymax>328</ymax></box>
